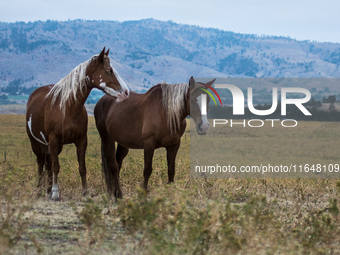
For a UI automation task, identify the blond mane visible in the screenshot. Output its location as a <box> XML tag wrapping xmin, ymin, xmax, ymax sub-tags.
<box><xmin>45</xmin><ymin>55</ymin><xmax>97</xmax><ymax>116</ymax></box>
<box><xmin>161</xmin><ymin>82</ymin><xmax>189</xmax><ymax>134</ymax></box>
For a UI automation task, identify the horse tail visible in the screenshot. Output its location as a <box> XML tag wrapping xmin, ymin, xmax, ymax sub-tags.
<box><xmin>101</xmin><ymin>140</ymin><xmax>115</xmax><ymax>198</ymax></box>
<box><xmin>96</xmin><ymin>95</ymin><xmax>122</xmax><ymax>200</ymax></box>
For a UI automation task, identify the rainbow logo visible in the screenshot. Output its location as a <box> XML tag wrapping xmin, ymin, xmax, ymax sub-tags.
<box><xmin>198</xmin><ymin>82</ymin><xmax>223</xmax><ymax>106</ymax></box>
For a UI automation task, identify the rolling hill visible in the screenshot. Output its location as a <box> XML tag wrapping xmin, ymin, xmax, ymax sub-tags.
<box><xmin>0</xmin><ymin>18</ymin><xmax>340</xmax><ymax>98</ymax></box>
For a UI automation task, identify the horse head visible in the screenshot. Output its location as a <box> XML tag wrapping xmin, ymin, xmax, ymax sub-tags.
<box><xmin>87</xmin><ymin>47</ymin><xmax>130</xmax><ymax>101</ymax></box>
<box><xmin>189</xmin><ymin>77</ymin><xmax>216</xmax><ymax>135</ymax></box>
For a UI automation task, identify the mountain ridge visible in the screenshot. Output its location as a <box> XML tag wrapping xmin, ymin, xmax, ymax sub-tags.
<box><xmin>1</xmin><ymin>18</ymin><xmax>340</xmax><ymax>96</ymax></box>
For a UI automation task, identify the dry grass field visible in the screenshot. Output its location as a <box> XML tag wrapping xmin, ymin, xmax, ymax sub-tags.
<box><xmin>0</xmin><ymin>114</ymin><xmax>340</xmax><ymax>254</ymax></box>
<box><xmin>190</xmin><ymin>119</ymin><xmax>340</xmax><ymax>178</ymax></box>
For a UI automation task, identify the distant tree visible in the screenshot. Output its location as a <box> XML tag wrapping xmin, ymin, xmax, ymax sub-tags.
<box><xmin>218</xmin><ymin>53</ymin><xmax>259</xmax><ymax>77</ymax></box>
<box><xmin>326</xmin><ymin>51</ymin><xmax>340</xmax><ymax>65</ymax></box>
<box><xmin>323</xmin><ymin>95</ymin><xmax>336</xmax><ymax>103</ymax></box>
<box><xmin>306</xmin><ymin>97</ymin><xmax>322</xmax><ymax>107</ymax></box>
<box><xmin>0</xmin><ymin>94</ymin><xmax>13</xmax><ymax>105</ymax></box>
<box><xmin>43</xmin><ymin>20</ymin><xmax>59</xmax><ymax>31</ymax></box>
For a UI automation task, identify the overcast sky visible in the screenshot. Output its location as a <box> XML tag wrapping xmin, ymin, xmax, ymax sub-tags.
<box><xmin>1</xmin><ymin>0</ymin><xmax>339</xmax><ymax>43</ymax></box>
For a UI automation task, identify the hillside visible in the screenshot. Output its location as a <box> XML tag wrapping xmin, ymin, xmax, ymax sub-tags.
<box><xmin>1</xmin><ymin>19</ymin><xmax>340</xmax><ymax>97</ymax></box>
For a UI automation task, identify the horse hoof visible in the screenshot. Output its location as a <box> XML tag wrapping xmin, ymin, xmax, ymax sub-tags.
<box><xmin>114</xmin><ymin>192</ymin><xmax>123</xmax><ymax>202</ymax></box>
<box><xmin>51</xmin><ymin>197</ymin><xmax>60</xmax><ymax>202</ymax></box>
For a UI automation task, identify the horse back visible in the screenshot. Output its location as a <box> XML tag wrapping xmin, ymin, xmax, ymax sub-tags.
<box><xmin>26</xmin><ymin>85</ymin><xmax>54</xmax><ymax>125</ymax></box>
<box><xmin>27</xmin><ymin>85</ymin><xmax>53</xmax><ymax>104</ymax></box>
<box><xmin>97</xmin><ymin>87</ymin><xmax>183</xmax><ymax>149</ymax></box>
<box><xmin>95</xmin><ymin>92</ymin><xmax>147</xmax><ymax>147</ymax></box>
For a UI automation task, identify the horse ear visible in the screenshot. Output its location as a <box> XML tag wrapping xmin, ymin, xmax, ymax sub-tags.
<box><xmin>206</xmin><ymin>78</ymin><xmax>216</xmax><ymax>87</ymax></box>
<box><xmin>105</xmin><ymin>48</ymin><xmax>110</xmax><ymax>56</ymax></box>
<box><xmin>189</xmin><ymin>76</ymin><xmax>196</xmax><ymax>90</ymax></box>
<box><xmin>97</xmin><ymin>47</ymin><xmax>106</xmax><ymax>63</ymax></box>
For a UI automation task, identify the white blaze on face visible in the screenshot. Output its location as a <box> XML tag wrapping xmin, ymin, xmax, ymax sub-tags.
<box><xmin>100</xmin><ymin>82</ymin><xmax>120</xmax><ymax>97</ymax></box>
<box><xmin>111</xmin><ymin>64</ymin><xmax>129</xmax><ymax>92</ymax></box>
<box><xmin>197</xmin><ymin>94</ymin><xmax>209</xmax><ymax>131</ymax></box>
<box><xmin>98</xmin><ymin>63</ymin><xmax>130</xmax><ymax>101</ymax></box>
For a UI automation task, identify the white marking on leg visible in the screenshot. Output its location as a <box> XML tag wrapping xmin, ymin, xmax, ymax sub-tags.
<box><xmin>28</xmin><ymin>115</ymin><xmax>49</xmax><ymax>146</ymax></box>
<box><xmin>51</xmin><ymin>173</ymin><xmax>59</xmax><ymax>200</ymax></box>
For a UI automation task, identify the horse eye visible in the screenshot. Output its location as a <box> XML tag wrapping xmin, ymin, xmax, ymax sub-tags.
<box><xmin>110</xmin><ymin>68</ymin><xmax>113</xmax><ymax>74</ymax></box>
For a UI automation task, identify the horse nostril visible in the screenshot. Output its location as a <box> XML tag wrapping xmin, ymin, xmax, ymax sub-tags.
<box><xmin>124</xmin><ymin>89</ymin><xmax>130</xmax><ymax>98</ymax></box>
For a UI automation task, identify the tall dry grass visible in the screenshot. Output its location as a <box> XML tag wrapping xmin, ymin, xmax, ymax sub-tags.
<box><xmin>0</xmin><ymin>114</ymin><xmax>339</xmax><ymax>254</ymax></box>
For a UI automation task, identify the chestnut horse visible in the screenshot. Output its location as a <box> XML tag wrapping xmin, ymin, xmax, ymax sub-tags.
<box><xmin>26</xmin><ymin>47</ymin><xmax>130</xmax><ymax>201</ymax></box>
<box><xmin>94</xmin><ymin>77</ymin><xmax>214</xmax><ymax>200</ymax></box>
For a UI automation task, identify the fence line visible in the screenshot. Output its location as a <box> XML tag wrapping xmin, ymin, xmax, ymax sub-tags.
<box><xmin>2</xmin><ymin>148</ymin><xmax>102</xmax><ymax>162</ymax></box>
<box><xmin>3</xmin><ymin>150</ymin><xmax>34</xmax><ymax>162</ymax></box>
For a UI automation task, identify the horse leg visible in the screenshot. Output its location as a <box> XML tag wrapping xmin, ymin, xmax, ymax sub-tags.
<box><xmin>46</xmin><ymin>145</ymin><xmax>62</xmax><ymax>198</ymax></box>
<box><xmin>76</xmin><ymin>136</ymin><xmax>89</xmax><ymax>197</ymax></box>
<box><xmin>116</xmin><ymin>144</ymin><xmax>129</xmax><ymax>173</ymax></box>
<box><xmin>166</xmin><ymin>142</ymin><xmax>181</xmax><ymax>183</ymax></box>
<box><xmin>143</xmin><ymin>140</ymin><xmax>155</xmax><ymax>190</ymax></box>
<box><xmin>45</xmin><ymin>152</ymin><xmax>52</xmax><ymax>198</ymax></box>
<box><xmin>49</xmin><ymin>136</ymin><xmax>61</xmax><ymax>201</ymax></box>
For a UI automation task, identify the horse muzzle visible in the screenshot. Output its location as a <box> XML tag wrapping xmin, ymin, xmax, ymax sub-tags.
<box><xmin>117</xmin><ymin>89</ymin><xmax>130</xmax><ymax>102</ymax></box>
<box><xmin>197</xmin><ymin>122</ymin><xmax>209</xmax><ymax>135</ymax></box>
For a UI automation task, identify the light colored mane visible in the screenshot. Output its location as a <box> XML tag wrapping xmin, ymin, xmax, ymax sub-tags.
<box><xmin>46</xmin><ymin>55</ymin><xmax>97</xmax><ymax>116</ymax></box>
<box><xmin>161</xmin><ymin>82</ymin><xmax>189</xmax><ymax>134</ymax></box>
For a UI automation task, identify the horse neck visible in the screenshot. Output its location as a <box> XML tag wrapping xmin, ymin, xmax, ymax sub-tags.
<box><xmin>64</xmin><ymin>84</ymin><xmax>93</xmax><ymax>114</ymax></box>
<box><xmin>75</xmin><ymin>85</ymin><xmax>93</xmax><ymax>108</ymax></box>
<box><xmin>48</xmin><ymin>65</ymin><xmax>95</xmax><ymax>117</ymax></box>
<box><xmin>181</xmin><ymin>102</ymin><xmax>189</xmax><ymax>121</ymax></box>
<box><xmin>183</xmin><ymin>89</ymin><xmax>190</xmax><ymax>119</ymax></box>
<box><xmin>57</xmin><ymin>83</ymin><xmax>92</xmax><ymax>119</ymax></box>
<box><xmin>163</xmin><ymin>85</ymin><xmax>190</xmax><ymax>132</ymax></box>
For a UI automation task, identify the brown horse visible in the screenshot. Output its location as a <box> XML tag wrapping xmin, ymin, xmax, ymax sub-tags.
<box><xmin>26</xmin><ymin>47</ymin><xmax>130</xmax><ymax>201</ymax></box>
<box><xmin>94</xmin><ymin>77</ymin><xmax>215</xmax><ymax>200</ymax></box>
